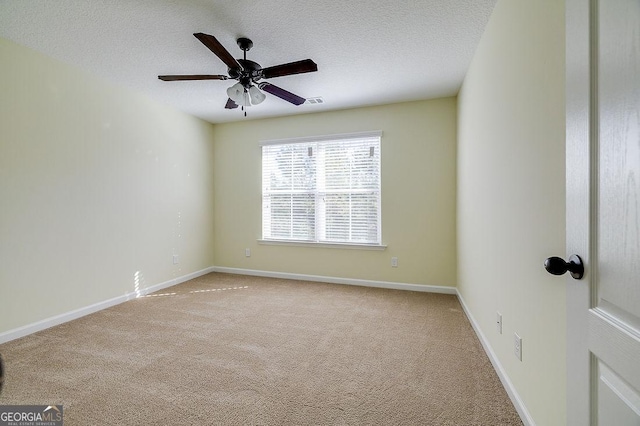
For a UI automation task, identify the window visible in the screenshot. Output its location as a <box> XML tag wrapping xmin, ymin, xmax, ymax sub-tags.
<box><xmin>261</xmin><ymin>131</ymin><xmax>382</xmax><ymax>246</ymax></box>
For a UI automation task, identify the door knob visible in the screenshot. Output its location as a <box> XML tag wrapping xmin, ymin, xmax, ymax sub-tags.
<box><xmin>544</xmin><ymin>255</ymin><xmax>584</xmax><ymax>279</ymax></box>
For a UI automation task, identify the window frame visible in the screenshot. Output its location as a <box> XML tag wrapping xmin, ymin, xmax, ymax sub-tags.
<box><xmin>260</xmin><ymin>131</ymin><xmax>384</xmax><ymax>249</ymax></box>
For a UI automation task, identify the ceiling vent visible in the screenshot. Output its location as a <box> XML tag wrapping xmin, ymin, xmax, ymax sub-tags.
<box><xmin>305</xmin><ymin>97</ymin><xmax>324</xmax><ymax>105</ymax></box>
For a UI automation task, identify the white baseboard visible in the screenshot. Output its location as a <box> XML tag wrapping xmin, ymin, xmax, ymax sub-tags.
<box><xmin>456</xmin><ymin>291</ymin><xmax>534</xmax><ymax>426</ymax></box>
<box><xmin>212</xmin><ymin>266</ymin><xmax>457</xmax><ymax>295</ymax></box>
<box><xmin>0</xmin><ymin>266</ymin><xmax>215</xmax><ymax>345</ymax></box>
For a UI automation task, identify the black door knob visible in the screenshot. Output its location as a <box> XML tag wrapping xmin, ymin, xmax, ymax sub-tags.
<box><xmin>544</xmin><ymin>255</ymin><xmax>584</xmax><ymax>279</ymax></box>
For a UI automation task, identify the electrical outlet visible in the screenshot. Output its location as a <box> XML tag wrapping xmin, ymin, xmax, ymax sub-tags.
<box><xmin>245</xmin><ymin>248</ymin><xmax>251</xmax><ymax>257</ymax></box>
<box><xmin>172</xmin><ymin>254</ymin><xmax>179</xmax><ymax>265</ymax></box>
<box><xmin>496</xmin><ymin>312</ymin><xmax>503</xmax><ymax>334</ymax></box>
<box><xmin>391</xmin><ymin>257</ymin><xmax>398</xmax><ymax>268</ymax></box>
<box><xmin>514</xmin><ymin>333</ymin><xmax>522</xmax><ymax>361</ymax></box>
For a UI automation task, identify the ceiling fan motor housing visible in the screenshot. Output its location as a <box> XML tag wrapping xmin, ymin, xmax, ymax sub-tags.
<box><xmin>232</xmin><ymin>59</ymin><xmax>263</xmax><ymax>88</ymax></box>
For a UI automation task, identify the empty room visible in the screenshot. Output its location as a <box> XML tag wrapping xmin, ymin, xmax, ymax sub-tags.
<box><xmin>1</xmin><ymin>0</ymin><xmax>639</xmax><ymax>425</ymax></box>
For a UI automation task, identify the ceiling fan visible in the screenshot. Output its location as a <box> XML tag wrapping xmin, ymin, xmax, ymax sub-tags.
<box><xmin>158</xmin><ymin>33</ymin><xmax>318</xmax><ymax>115</ymax></box>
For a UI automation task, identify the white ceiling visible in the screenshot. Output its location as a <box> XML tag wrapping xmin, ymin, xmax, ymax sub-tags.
<box><xmin>0</xmin><ymin>0</ymin><xmax>496</xmax><ymax>124</ymax></box>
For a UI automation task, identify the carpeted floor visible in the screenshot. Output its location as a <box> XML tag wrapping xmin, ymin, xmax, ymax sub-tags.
<box><xmin>0</xmin><ymin>273</ymin><xmax>522</xmax><ymax>425</ymax></box>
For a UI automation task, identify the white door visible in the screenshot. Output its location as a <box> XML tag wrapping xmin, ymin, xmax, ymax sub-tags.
<box><xmin>566</xmin><ymin>0</ymin><xmax>640</xmax><ymax>424</ymax></box>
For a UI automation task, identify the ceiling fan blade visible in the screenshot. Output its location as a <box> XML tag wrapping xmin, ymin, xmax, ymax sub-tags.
<box><xmin>158</xmin><ymin>74</ymin><xmax>228</xmax><ymax>81</ymax></box>
<box><xmin>261</xmin><ymin>59</ymin><xmax>317</xmax><ymax>79</ymax></box>
<box><xmin>225</xmin><ymin>98</ymin><xmax>239</xmax><ymax>109</ymax></box>
<box><xmin>259</xmin><ymin>83</ymin><xmax>306</xmax><ymax>105</ymax></box>
<box><xmin>193</xmin><ymin>33</ymin><xmax>242</xmax><ymax>70</ymax></box>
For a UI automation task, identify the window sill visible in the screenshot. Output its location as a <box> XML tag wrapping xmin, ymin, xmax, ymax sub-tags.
<box><xmin>257</xmin><ymin>239</ymin><xmax>387</xmax><ymax>251</ymax></box>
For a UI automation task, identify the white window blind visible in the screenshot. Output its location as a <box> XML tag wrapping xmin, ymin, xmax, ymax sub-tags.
<box><xmin>262</xmin><ymin>131</ymin><xmax>381</xmax><ymax>245</ymax></box>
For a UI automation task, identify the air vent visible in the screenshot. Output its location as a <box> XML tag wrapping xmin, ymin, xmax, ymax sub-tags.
<box><xmin>305</xmin><ymin>97</ymin><xmax>324</xmax><ymax>105</ymax></box>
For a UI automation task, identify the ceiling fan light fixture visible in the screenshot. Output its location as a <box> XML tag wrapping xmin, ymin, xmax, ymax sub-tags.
<box><xmin>241</xmin><ymin>90</ymin><xmax>251</xmax><ymax>107</ymax></box>
<box><xmin>226</xmin><ymin>82</ymin><xmax>244</xmax><ymax>104</ymax></box>
<box><xmin>248</xmin><ymin>85</ymin><xmax>266</xmax><ymax>105</ymax></box>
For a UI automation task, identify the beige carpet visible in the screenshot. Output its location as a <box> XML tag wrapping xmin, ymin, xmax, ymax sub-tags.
<box><xmin>0</xmin><ymin>273</ymin><xmax>522</xmax><ymax>425</ymax></box>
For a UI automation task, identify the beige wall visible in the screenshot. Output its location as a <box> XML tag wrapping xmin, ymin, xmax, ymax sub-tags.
<box><xmin>212</xmin><ymin>99</ymin><xmax>457</xmax><ymax>286</ymax></box>
<box><xmin>457</xmin><ymin>1</ymin><xmax>566</xmax><ymax>425</ymax></box>
<box><xmin>0</xmin><ymin>38</ymin><xmax>216</xmax><ymax>334</ymax></box>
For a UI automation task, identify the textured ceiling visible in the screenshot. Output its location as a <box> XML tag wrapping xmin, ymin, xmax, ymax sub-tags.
<box><xmin>0</xmin><ymin>0</ymin><xmax>496</xmax><ymax>124</ymax></box>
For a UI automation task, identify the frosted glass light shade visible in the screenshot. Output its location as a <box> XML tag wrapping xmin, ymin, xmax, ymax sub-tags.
<box><xmin>241</xmin><ymin>91</ymin><xmax>251</xmax><ymax>107</ymax></box>
<box><xmin>226</xmin><ymin>82</ymin><xmax>244</xmax><ymax>103</ymax></box>
<box><xmin>248</xmin><ymin>85</ymin><xmax>266</xmax><ymax>105</ymax></box>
